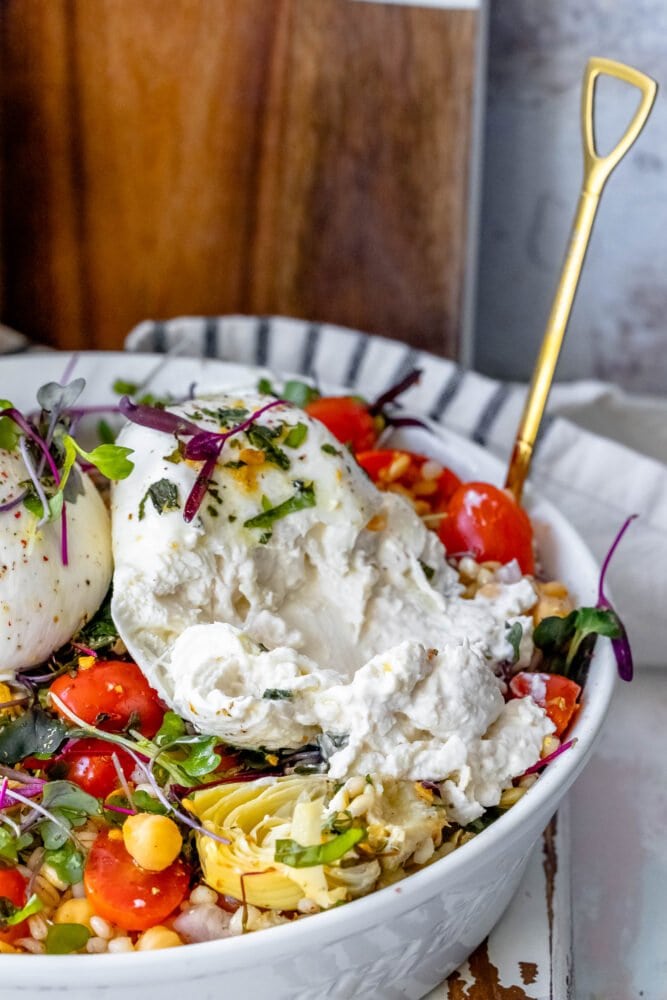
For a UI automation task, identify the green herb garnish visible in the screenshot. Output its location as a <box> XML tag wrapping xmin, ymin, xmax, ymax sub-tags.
<box><xmin>244</xmin><ymin>481</ymin><xmax>316</xmax><ymax>531</ymax></box>
<box><xmin>274</xmin><ymin>827</ymin><xmax>366</xmax><ymax>868</ymax></box>
<box><xmin>284</xmin><ymin>423</ymin><xmax>308</xmax><ymax>449</ymax></box>
<box><xmin>262</xmin><ymin>689</ymin><xmax>293</xmax><ymax>700</ymax></box>
<box><xmin>505</xmin><ymin>622</ymin><xmax>523</xmax><ymax>664</ymax></box>
<box><xmin>138</xmin><ymin>478</ymin><xmax>180</xmax><ymax>520</ymax></box>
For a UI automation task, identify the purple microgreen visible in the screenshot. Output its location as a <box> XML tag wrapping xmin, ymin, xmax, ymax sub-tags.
<box><xmin>368</xmin><ymin>369</ymin><xmax>422</xmax><ymax>415</ymax></box>
<box><xmin>0</xmin><ymin>693</ymin><xmax>31</xmax><ymax>712</ymax></box>
<box><xmin>595</xmin><ymin>514</ymin><xmax>637</xmax><ymax>683</ymax></box>
<box><xmin>0</xmin><ymin>765</ymin><xmax>47</xmax><ymax>786</ymax></box>
<box><xmin>382</xmin><ymin>414</ymin><xmax>430</xmax><ymax>431</ymax></box>
<box><xmin>103</xmin><ymin>802</ymin><xmax>136</xmax><ymax>817</ymax></box>
<box><xmin>58</xmin><ymin>355</ymin><xmax>79</xmax><ymax>386</ymax></box>
<box><xmin>0</xmin><ymin>490</ymin><xmax>27</xmax><ymax>513</ymax></box>
<box><xmin>0</xmin><ymin>778</ymin><xmax>7</xmax><ymax>810</ymax></box>
<box><xmin>522</xmin><ymin>738</ymin><xmax>576</xmax><ymax>776</ymax></box>
<box><xmin>118</xmin><ymin>396</ymin><xmax>202</xmax><ymax>437</ymax></box>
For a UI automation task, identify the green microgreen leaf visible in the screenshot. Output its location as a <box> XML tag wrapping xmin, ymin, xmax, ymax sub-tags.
<box><xmin>97</xmin><ymin>418</ymin><xmax>116</xmax><ymax>445</ymax></box>
<box><xmin>45</xmin><ymin>922</ymin><xmax>91</xmax><ymax>954</ymax></box>
<box><xmin>257</xmin><ymin>377</ymin><xmax>275</xmax><ymax>396</ymax></box>
<box><xmin>74</xmin><ymin>591</ymin><xmax>118</xmax><ymax>650</ymax></box>
<box><xmin>244</xmin><ymin>481</ymin><xmax>316</xmax><ymax>531</ymax></box>
<box><xmin>43</xmin><ymin>840</ymin><xmax>85</xmax><ymax>885</ymax></box>
<box><xmin>155</xmin><ymin>711</ymin><xmax>187</xmax><ymax>747</ymax></box>
<box><xmin>283</xmin><ymin>423</ymin><xmax>308</xmax><ymax>449</ymax></box>
<box><xmin>37</xmin><ymin>780</ymin><xmax>101</xmax><ymax>849</ymax></box>
<box><xmin>112</xmin><ymin>378</ymin><xmax>140</xmax><ymax>396</ymax></box>
<box><xmin>36</xmin><ymin>379</ymin><xmax>85</xmax><ymax>414</ymax></box>
<box><xmin>533</xmin><ymin>606</ymin><xmax>622</xmax><ymax>683</ymax></box>
<box><xmin>0</xmin><ymin>892</ymin><xmax>43</xmax><ymax>929</ymax></box>
<box><xmin>274</xmin><ymin>827</ymin><xmax>366</xmax><ymax>868</ymax></box>
<box><xmin>0</xmin><ymin>708</ymin><xmax>68</xmax><ymax>765</ymax></box>
<box><xmin>0</xmin><ymin>828</ymin><xmax>33</xmax><ymax>863</ymax></box>
<box><xmin>0</xmin><ymin>412</ymin><xmax>19</xmax><ymax>452</ymax></box>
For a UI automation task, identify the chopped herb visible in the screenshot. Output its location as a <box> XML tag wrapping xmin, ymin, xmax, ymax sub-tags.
<box><xmin>163</xmin><ymin>441</ymin><xmax>186</xmax><ymax>464</ymax></box>
<box><xmin>45</xmin><ymin>922</ymin><xmax>91</xmax><ymax>955</ymax></box>
<box><xmin>322</xmin><ymin>810</ymin><xmax>353</xmax><ymax>834</ymax></box>
<box><xmin>228</xmin><ymin>514</ymin><xmax>237</xmax><ymax>523</ymax></box>
<box><xmin>284</xmin><ymin>423</ymin><xmax>308</xmax><ymax>449</ymax></box>
<box><xmin>257</xmin><ymin>377</ymin><xmax>275</xmax><ymax>395</ymax></box>
<box><xmin>0</xmin><ymin>708</ymin><xmax>68</xmax><ymax>765</ymax></box>
<box><xmin>75</xmin><ymin>591</ymin><xmax>118</xmax><ymax>649</ymax></box>
<box><xmin>206</xmin><ymin>406</ymin><xmax>249</xmax><ymax>427</ymax></box>
<box><xmin>112</xmin><ymin>378</ymin><xmax>140</xmax><ymax>396</ymax></box>
<box><xmin>505</xmin><ymin>622</ymin><xmax>523</xmax><ymax>664</ymax></box>
<box><xmin>207</xmin><ymin>483</ymin><xmax>223</xmax><ymax>503</ymax></box>
<box><xmin>223</xmin><ymin>460</ymin><xmax>247</xmax><ymax>470</ymax></box>
<box><xmin>258</xmin><ymin>531</ymin><xmax>272</xmax><ymax>545</ymax></box>
<box><xmin>262</xmin><ymin>689</ymin><xmax>293</xmax><ymax>700</ymax></box>
<box><xmin>244</xmin><ymin>481</ymin><xmax>316</xmax><ymax>531</ymax></box>
<box><xmin>275</xmin><ymin>827</ymin><xmax>366</xmax><ymax>868</ymax></box>
<box><xmin>321</xmin><ymin>443</ymin><xmax>342</xmax><ymax>457</ymax></box>
<box><xmin>419</xmin><ymin>560</ymin><xmax>435</xmax><ymax>581</ymax></box>
<box><xmin>246</xmin><ymin>425</ymin><xmax>290</xmax><ymax>470</ymax></box>
<box><xmin>206</xmin><ymin>504</ymin><xmax>219</xmax><ymax>518</ymax></box>
<box><xmin>281</xmin><ymin>380</ymin><xmax>320</xmax><ymax>407</ymax></box>
<box><xmin>138</xmin><ymin>478</ymin><xmax>180</xmax><ymax>520</ymax></box>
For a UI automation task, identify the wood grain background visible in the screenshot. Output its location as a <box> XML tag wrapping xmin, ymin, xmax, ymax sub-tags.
<box><xmin>0</xmin><ymin>0</ymin><xmax>478</xmax><ymax>356</ymax></box>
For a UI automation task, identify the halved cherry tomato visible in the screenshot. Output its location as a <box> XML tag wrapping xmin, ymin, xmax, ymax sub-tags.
<box><xmin>47</xmin><ymin>738</ymin><xmax>136</xmax><ymax>799</ymax></box>
<box><xmin>84</xmin><ymin>830</ymin><xmax>190</xmax><ymax>931</ymax></box>
<box><xmin>510</xmin><ymin>672</ymin><xmax>581</xmax><ymax>736</ymax></box>
<box><xmin>50</xmin><ymin>660</ymin><xmax>165</xmax><ymax>738</ymax></box>
<box><xmin>438</xmin><ymin>482</ymin><xmax>535</xmax><ymax>574</ymax></box>
<box><xmin>0</xmin><ymin>866</ymin><xmax>29</xmax><ymax>943</ymax></box>
<box><xmin>305</xmin><ymin>396</ymin><xmax>377</xmax><ymax>453</ymax></box>
<box><xmin>356</xmin><ymin>449</ymin><xmax>461</xmax><ymax>512</ymax></box>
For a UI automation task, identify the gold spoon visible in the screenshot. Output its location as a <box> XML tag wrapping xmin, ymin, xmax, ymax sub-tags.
<box><xmin>505</xmin><ymin>57</ymin><xmax>658</xmax><ymax>502</ymax></box>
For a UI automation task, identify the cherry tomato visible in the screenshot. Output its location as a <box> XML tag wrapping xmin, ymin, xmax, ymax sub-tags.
<box><xmin>0</xmin><ymin>866</ymin><xmax>29</xmax><ymax>943</ymax></box>
<box><xmin>305</xmin><ymin>396</ymin><xmax>377</xmax><ymax>453</ymax></box>
<box><xmin>510</xmin><ymin>672</ymin><xmax>581</xmax><ymax>736</ymax></box>
<box><xmin>438</xmin><ymin>482</ymin><xmax>535</xmax><ymax>574</ymax></box>
<box><xmin>84</xmin><ymin>830</ymin><xmax>190</xmax><ymax>931</ymax></box>
<box><xmin>47</xmin><ymin>738</ymin><xmax>136</xmax><ymax>799</ymax></box>
<box><xmin>356</xmin><ymin>449</ymin><xmax>461</xmax><ymax>511</ymax></box>
<box><xmin>50</xmin><ymin>660</ymin><xmax>165</xmax><ymax>738</ymax></box>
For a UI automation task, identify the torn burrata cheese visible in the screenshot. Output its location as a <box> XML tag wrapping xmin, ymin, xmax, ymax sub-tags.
<box><xmin>0</xmin><ymin>447</ymin><xmax>112</xmax><ymax>679</ymax></box>
<box><xmin>111</xmin><ymin>392</ymin><xmax>554</xmax><ymax>823</ymax></box>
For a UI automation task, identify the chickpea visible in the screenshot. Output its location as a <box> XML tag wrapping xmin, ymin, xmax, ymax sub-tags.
<box><xmin>122</xmin><ymin>813</ymin><xmax>183</xmax><ymax>872</ymax></box>
<box><xmin>135</xmin><ymin>926</ymin><xmax>183</xmax><ymax>950</ymax></box>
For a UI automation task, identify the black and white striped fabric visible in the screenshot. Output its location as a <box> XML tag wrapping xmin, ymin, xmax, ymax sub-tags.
<box><xmin>126</xmin><ymin>314</ymin><xmax>667</xmax><ymax>668</ymax></box>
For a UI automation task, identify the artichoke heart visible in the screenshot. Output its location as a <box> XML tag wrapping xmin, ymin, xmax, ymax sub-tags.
<box><xmin>187</xmin><ymin>774</ymin><xmax>448</xmax><ymax>911</ymax></box>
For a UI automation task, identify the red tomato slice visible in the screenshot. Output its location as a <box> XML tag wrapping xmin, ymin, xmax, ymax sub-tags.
<box><xmin>84</xmin><ymin>830</ymin><xmax>190</xmax><ymax>931</ymax></box>
<box><xmin>50</xmin><ymin>660</ymin><xmax>165</xmax><ymax>738</ymax></box>
<box><xmin>305</xmin><ymin>396</ymin><xmax>377</xmax><ymax>453</ymax></box>
<box><xmin>0</xmin><ymin>866</ymin><xmax>29</xmax><ymax>943</ymax></box>
<box><xmin>356</xmin><ymin>449</ymin><xmax>461</xmax><ymax>511</ymax></box>
<box><xmin>438</xmin><ymin>482</ymin><xmax>535</xmax><ymax>574</ymax></box>
<box><xmin>48</xmin><ymin>738</ymin><xmax>136</xmax><ymax>799</ymax></box>
<box><xmin>510</xmin><ymin>672</ymin><xmax>581</xmax><ymax>736</ymax></box>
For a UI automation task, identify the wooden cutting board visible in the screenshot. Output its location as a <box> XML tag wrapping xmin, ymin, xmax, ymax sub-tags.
<box><xmin>0</xmin><ymin>0</ymin><xmax>481</xmax><ymax>357</ymax></box>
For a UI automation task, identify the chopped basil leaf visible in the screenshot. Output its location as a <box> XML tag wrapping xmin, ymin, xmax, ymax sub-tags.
<box><xmin>320</xmin><ymin>443</ymin><xmax>342</xmax><ymax>457</ymax></box>
<box><xmin>0</xmin><ymin>893</ymin><xmax>43</xmax><ymax>929</ymax></box>
<box><xmin>505</xmin><ymin>621</ymin><xmax>523</xmax><ymax>664</ymax></box>
<box><xmin>419</xmin><ymin>560</ymin><xmax>435</xmax><ymax>581</ymax></box>
<box><xmin>262</xmin><ymin>689</ymin><xmax>293</xmax><ymax>700</ymax></box>
<box><xmin>281</xmin><ymin>380</ymin><xmax>320</xmax><ymax>407</ymax></box>
<box><xmin>0</xmin><ymin>708</ymin><xmax>68</xmax><ymax>765</ymax></box>
<box><xmin>246</xmin><ymin>425</ymin><xmax>290</xmax><ymax>470</ymax></box>
<box><xmin>45</xmin><ymin>922</ymin><xmax>91</xmax><ymax>954</ymax></box>
<box><xmin>138</xmin><ymin>478</ymin><xmax>180</xmax><ymax>520</ymax></box>
<box><xmin>257</xmin><ymin>377</ymin><xmax>275</xmax><ymax>396</ymax></box>
<box><xmin>244</xmin><ymin>481</ymin><xmax>316</xmax><ymax>531</ymax></box>
<box><xmin>284</xmin><ymin>423</ymin><xmax>308</xmax><ymax>449</ymax></box>
<box><xmin>275</xmin><ymin>827</ymin><xmax>366</xmax><ymax>868</ymax></box>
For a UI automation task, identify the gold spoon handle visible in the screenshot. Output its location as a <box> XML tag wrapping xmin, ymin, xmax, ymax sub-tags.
<box><xmin>505</xmin><ymin>57</ymin><xmax>658</xmax><ymax>502</ymax></box>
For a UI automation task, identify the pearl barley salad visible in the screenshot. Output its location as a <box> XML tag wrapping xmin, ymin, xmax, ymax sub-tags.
<box><xmin>0</xmin><ymin>369</ymin><xmax>631</xmax><ymax>955</ymax></box>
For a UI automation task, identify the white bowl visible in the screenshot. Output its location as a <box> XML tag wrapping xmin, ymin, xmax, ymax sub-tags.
<box><xmin>1</xmin><ymin>353</ymin><xmax>616</xmax><ymax>1000</ymax></box>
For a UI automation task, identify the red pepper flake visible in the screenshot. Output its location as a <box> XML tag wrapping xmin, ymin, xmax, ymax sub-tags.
<box><xmin>14</xmin><ymin>511</ymin><xmax>21</xmax><ymax>519</ymax></box>
<box><xmin>43</xmin><ymin>555</ymin><xmax>49</xmax><ymax>562</ymax></box>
